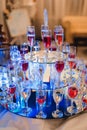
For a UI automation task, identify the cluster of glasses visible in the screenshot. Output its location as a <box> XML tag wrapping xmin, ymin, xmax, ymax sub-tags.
<box><xmin>0</xmin><ymin>25</ymin><xmax>87</xmax><ymax>119</ymax></box>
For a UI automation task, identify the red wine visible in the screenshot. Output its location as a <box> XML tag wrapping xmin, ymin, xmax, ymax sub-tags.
<box><xmin>9</xmin><ymin>85</ymin><xmax>16</xmax><ymax>94</ymax></box>
<box><xmin>49</xmin><ymin>47</ymin><xmax>57</xmax><ymax>51</ymax></box>
<box><xmin>68</xmin><ymin>61</ymin><xmax>76</xmax><ymax>69</ymax></box>
<box><xmin>69</xmin><ymin>53</ymin><xmax>75</xmax><ymax>58</ymax></box>
<box><xmin>68</xmin><ymin>86</ymin><xmax>78</xmax><ymax>98</ymax></box>
<box><xmin>43</xmin><ymin>36</ymin><xmax>51</xmax><ymax>49</ymax></box>
<box><xmin>20</xmin><ymin>49</ymin><xmax>28</xmax><ymax>54</ymax></box>
<box><xmin>28</xmin><ymin>35</ymin><xmax>35</xmax><ymax>46</ymax></box>
<box><xmin>56</xmin><ymin>34</ymin><xmax>63</xmax><ymax>45</ymax></box>
<box><xmin>73</xmin><ymin>63</ymin><xmax>77</xmax><ymax>69</ymax></box>
<box><xmin>55</xmin><ymin>61</ymin><xmax>64</xmax><ymax>73</ymax></box>
<box><xmin>37</xmin><ymin>96</ymin><xmax>46</xmax><ymax>104</ymax></box>
<box><xmin>22</xmin><ymin>62</ymin><xmax>28</xmax><ymax>71</ymax></box>
<box><xmin>82</xmin><ymin>95</ymin><xmax>87</xmax><ymax>104</ymax></box>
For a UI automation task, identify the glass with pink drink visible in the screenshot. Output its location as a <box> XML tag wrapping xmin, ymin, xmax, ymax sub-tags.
<box><xmin>27</xmin><ymin>26</ymin><xmax>35</xmax><ymax>58</ymax></box>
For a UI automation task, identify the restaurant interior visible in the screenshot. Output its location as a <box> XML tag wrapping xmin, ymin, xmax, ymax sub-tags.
<box><xmin>0</xmin><ymin>0</ymin><xmax>87</xmax><ymax>130</ymax></box>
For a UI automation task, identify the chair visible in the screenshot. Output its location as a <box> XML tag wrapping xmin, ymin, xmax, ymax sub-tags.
<box><xmin>6</xmin><ymin>8</ymin><xmax>31</xmax><ymax>45</ymax></box>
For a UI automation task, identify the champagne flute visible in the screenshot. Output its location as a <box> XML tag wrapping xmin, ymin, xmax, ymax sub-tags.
<box><xmin>55</xmin><ymin>54</ymin><xmax>65</xmax><ymax>88</ymax></box>
<box><xmin>27</xmin><ymin>26</ymin><xmax>35</xmax><ymax>59</ymax></box>
<box><xmin>41</xmin><ymin>24</ymin><xmax>49</xmax><ymax>41</ymax></box>
<box><xmin>68</xmin><ymin>57</ymin><xmax>76</xmax><ymax>85</ymax></box>
<box><xmin>20</xmin><ymin>42</ymin><xmax>29</xmax><ymax>58</ymax></box>
<box><xmin>38</xmin><ymin>58</ymin><xmax>47</xmax><ymax>89</ymax></box>
<box><xmin>43</xmin><ymin>29</ymin><xmax>52</xmax><ymax>60</ymax></box>
<box><xmin>52</xmin><ymin>88</ymin><xmax>63</xmax><ymax>118</ymax></box>
<box><xmin>20</xmin><ymin>59</ymin><xmax>29</xmax><ymax>83</ymax></box>
<box><xmin>54</xmin><ymin>25</ymin><xmax>64</xmax><ymax>51</ymax></box>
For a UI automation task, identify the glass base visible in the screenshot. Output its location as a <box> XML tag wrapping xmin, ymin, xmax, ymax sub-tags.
<box><xmin>36</xmin><ymin>111</ymin><xmax>47</xmax><ymax>119</ymax></box>
<box><xmin>67</xmin><ymin>106</ymin><xmax>78</xmax><ymax>115</ymax></box>
<box><xmin>8</xmin><ymin>102</ymin><xmax>20</xmax><ymax>113</ymax></box>
<box><xmin>52</xmin><ymin>110</ymin><xmax>63</xmax><ymax>118</ymax></box>
<box><xmin>19</xmin><ymin>107</ymin><xmax>32</xmax><ymax>117</ymax></box>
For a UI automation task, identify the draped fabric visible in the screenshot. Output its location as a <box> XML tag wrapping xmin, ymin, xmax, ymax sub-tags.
<box><xmin>35</xmin><ymin>0</ymin><xmax>87</xmax><ymax>22</ymax></box>
<box><xmin>34</xmin><ymin>0</ymin><xmax>87</xmax><ymax>38</ymax></box>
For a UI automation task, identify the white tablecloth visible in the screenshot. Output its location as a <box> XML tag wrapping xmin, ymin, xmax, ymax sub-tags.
<box><xmin>0</xmin><ymin>107</ymin><xmax>87</xmax><ymax>130</ymax></box>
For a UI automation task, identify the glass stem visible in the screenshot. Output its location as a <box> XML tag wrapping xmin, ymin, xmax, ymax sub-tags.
<box><xmin>39</xmin><ymin>104</ymin><xmax>43</xmax><ymax>113</ymax></box>
<box><xmin>30</xmin><ymin>46</ymin><xmax>32</xmax><ymax>58</ymax></box>
<box><xmin>70</xmin><ymin>69</ymin><xmax>73</xmax><ymax>83</ymax></box>
<box><xmin>71</xmin><ymin>99</ymin><xmax>74</xmax><ymax>115</ymax></box>
<box><xmin>23</xmin><ymin>71</ymin><xmax>26</xmax><ymax>82</ymax></box>
<box><xmin>58</xmin><ymin>73</ymin><xmax>61</xmax><ymax>87</ymax></box>
<box><xmin>25</xmin><ymin>99</ymin><xmax>28</xmax><ymax>109</ymax></box>
<box><xmin>56</xmin><ymin>103</ymin><xmax>59</xmax><ymax>112</ymax></box>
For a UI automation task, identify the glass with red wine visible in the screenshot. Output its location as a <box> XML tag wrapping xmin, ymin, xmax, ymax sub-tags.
<box><xmin>36</xmin><ymin>84</ymin><xmax>47</xmax><ymax>119</ymax></box>
<box><xmin>41</xmin><ymin>24</ymin><xmax>49</xmax><ymax>41</ymax></box>
<box><xmin>27</xmin><ymin>26</ymin><xmax>35</xmax><ymax>59</ymax></box>
<box><xmin>20</xmin><ymin>59</ymin><xmax>29</xmax><ymax>83</ymax></box>
<box><xmin>43</xmin><ymin>29</ymin><xmax>52</xmax><ymax>60</ymax></box>
<box><xmin>67</xmin><ymin>84</ymin><xmax>78</xmax><ymax>115</ymax></box>
<box><xmin>20</xmin><ymin>42</ymin><xmax>29</xmax><ymax>58</ymax></box>
<box><xmin>54</xmin><ymin>25</ymin><xmax>64</xmax><ymax>51</ymax></box>
<box><xmin>7</xmin><ymin>81</ymin><xmax>18</xmax><ymax>112</ymax></box>
<box><xmin>55</xmin><ymin>54</ymin><xmax>65</xmax><ymax>88</ymax></box>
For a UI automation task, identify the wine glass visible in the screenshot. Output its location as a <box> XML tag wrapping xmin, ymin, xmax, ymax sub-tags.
<box><xmin>82</xmin><ymin>90</ymin><xmax>87</xmax><ymax>110</ymax></box>
<box><xmin>67</xmin><ymin>84</ymin><xmax>78</xmax><ymax>115</ymax></box>
<box><xmin>68</xmin><ymin>56</ymin><xmax>77</xmax><ymax>85</ymax></box>
<box><xmin>38</xmin><ymin>58</ymin><xmax>47</xmax><ymax>89</ymax></box>
<box><xmin>20</xmin><ymin>81</ymin><xmax>32</xmax><ymax>116</ymax></box>
<box><xmin>62</xmin><ymin>42</ymin><xmax>70</xmax><ymax>56</ymax></box>
<box><xmin>43</xmin><ymin>29</ymin><xmax>52</xmax><ymax>60</ymax></box>
<box><xmin>55</xmin><ymin>54</ymin><xmax>65</xmax><ymax>88</ymax></box>
<box><xmin>68</xmin><ymin>46</ymin><xmax>76</xmax><ymax>59</ymax></box>
<box><xmin>7</xmin><ymin>81</ymin><xmax>18</xmax><ymax>112</ymax></box>
<box><xmin>52</xmin><ymin>88</ymin><xmax>63</xmax><ymax>118</ymax></box>
<box><xmin>41</xmin><ymin>24</ymin><xmax>49</xmax><ymax>41</ymax></box>
<box><xmin>20</xmin><ymin>42</ymin><xmax>29</xmax><ymax>58</ymax></box>
<box><xmin>27</xmin><ymin>26</ymin><xmax>35</xmax><ymax>59</ymax></box>
<box><xmin>20</xmin><ymin>59</ymin><xmax>29</xmax><ymax>83</ymax></box>
<box><xmin>54</xmin><ymin>25</ymin><xmax>64</xmax><ymax>51</ymax></box>
<box><xmin>36</xmin><ymin>83</ymin><xmax>47</xmax><ymax>119</ymax></box>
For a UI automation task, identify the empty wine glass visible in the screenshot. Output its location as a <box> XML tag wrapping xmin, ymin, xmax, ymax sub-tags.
<box><xmin>68</xmin><ymin>56</ymin><xmax>77</xmax><ymax>85</ymax></box>
<box><xmin>62</xmin><ymin>42</ymin><xmax>70</xmax><ymax>57</ymax></box>
<box><xmin>36</xmin><ymin>83</ymin><xmax>47</xmax><ymax>119</ymax></box>
<box><xmin>27</xmin><ymin>26</ymin><xmax>35</xmax><ymax>59</ymax></box>
<box><xmin>52</xmin><ymin>88</ymin><xmax>63</xmax><ymax>118</ymax></box>
<box><xmin>38</xmin><ymin>58</ymin><xmax>47</xmax><ymax>89</ymax></box>
<box><xmin>20</xmin><ymin>81</ymin><xmax>32</xmax><ymax>116</ymax></box>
